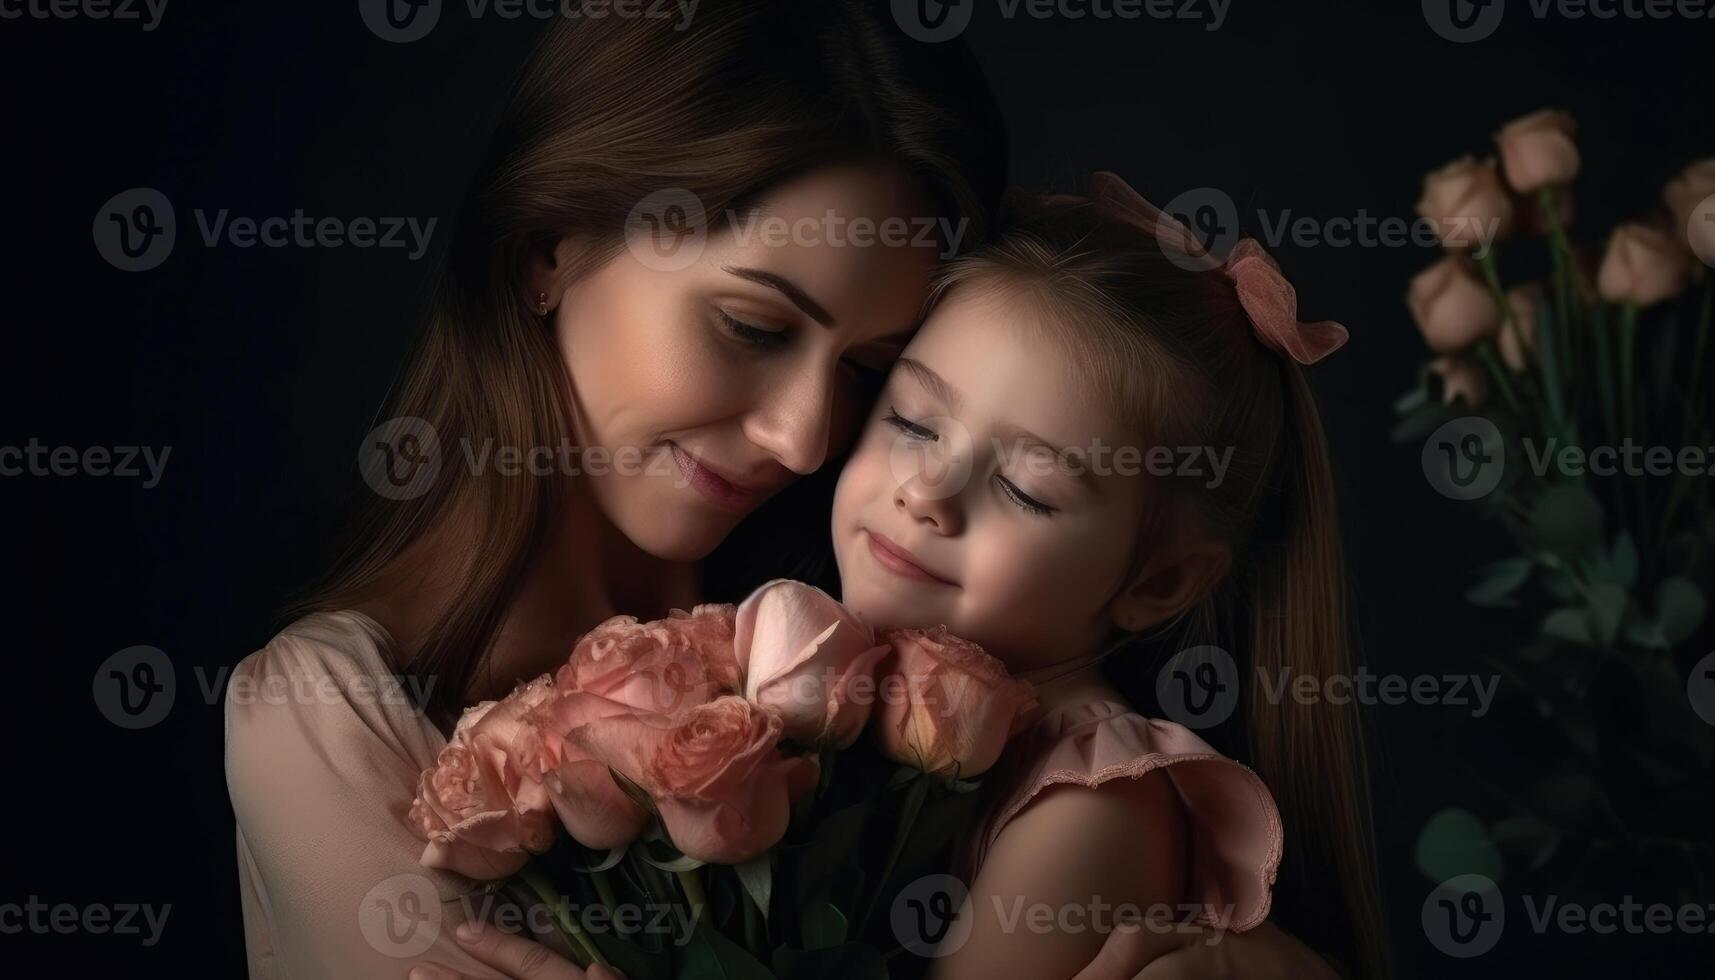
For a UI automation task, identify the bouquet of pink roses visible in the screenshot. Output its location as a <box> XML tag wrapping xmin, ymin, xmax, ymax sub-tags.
<box><xmin>407</xmin><ymin>579</ymin><xmax>1040</xmax><ymax>978</ymax></box>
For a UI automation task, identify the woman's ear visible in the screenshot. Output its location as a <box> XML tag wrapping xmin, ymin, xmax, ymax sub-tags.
<box><xmin>1107</xmin><ymin>532</ymin><xmax>1232</xmax><ymax>633</ymax></box>
<box><xmin>525</xmin><ymin>235</ymin><xmax>585</xmax><ymax>313</ymax></box>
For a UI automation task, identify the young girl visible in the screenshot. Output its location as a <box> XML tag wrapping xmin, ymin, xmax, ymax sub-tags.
<box><xmin>830</xmin><ymin>175</ymin><xmax>1389</xmax><ymax>979</ymax></box>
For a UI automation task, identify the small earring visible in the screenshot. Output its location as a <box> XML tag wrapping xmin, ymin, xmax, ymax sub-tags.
<box><xmin>536</xmin><ymin>292</ymin><xmax>549</xmax><ymax>316</ymax></box>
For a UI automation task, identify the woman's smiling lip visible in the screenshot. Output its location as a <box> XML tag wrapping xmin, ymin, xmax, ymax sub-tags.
<box><xmin>864</xmin><ymin>529</ymin><xmax>957</xmax><ymax>586</ymax></box>
<box><xmin>670</xmin><ymin>443</ymin><xmax>772</xmax><ymax>510</ymax></box>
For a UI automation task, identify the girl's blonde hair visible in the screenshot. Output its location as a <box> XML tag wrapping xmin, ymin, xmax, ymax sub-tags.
<box><xmin>936</xmin><ymin>190</ymin><xmax>1391</xmax><ymax>978</ymax></box>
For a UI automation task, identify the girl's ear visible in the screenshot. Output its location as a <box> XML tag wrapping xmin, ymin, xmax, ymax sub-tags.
<box><xmin>1107</xmin><ymin>532</ymin><xmax>1232</xmax><ymax>633</ymax></box>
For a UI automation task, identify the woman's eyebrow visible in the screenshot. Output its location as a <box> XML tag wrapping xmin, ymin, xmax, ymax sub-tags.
<box><xmin>722</xmin><ymin>265</ymin><xmax>835</xmax><ymax>326</ymax></box>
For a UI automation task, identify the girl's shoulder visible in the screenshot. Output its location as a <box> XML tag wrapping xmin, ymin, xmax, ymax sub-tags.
<box><xmin>968</xmin><ymin>699</ymin><xmax>1284</xmax><ymax>932</ymax></box>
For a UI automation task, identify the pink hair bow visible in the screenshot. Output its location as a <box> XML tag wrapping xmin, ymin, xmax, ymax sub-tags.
<box><xmin>1088</xmin><ymin>172</ymin><xmax>1349</xmax><ymax>365</ymax></box>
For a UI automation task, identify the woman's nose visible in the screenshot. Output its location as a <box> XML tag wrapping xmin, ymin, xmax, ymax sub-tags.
<box><xmin>741</xmin><ymin>366</ymin><xmax>835</xmax><ymax>476</ymax></box>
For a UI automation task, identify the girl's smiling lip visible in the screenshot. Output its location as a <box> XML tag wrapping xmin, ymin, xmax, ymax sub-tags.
<box><xmin>864</xmin><ymin>529</ymin><xmax>957</xmax><ymax>586</ymax></box>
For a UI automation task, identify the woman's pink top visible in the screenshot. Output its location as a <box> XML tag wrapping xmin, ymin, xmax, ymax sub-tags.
<box><xmin>225</xmin><ymin>611</ymin><xmax>567</xmax><ymax>979</ymax></box>
<box><xmin>959</xmin><ymin>698</ymin><xmax>1284</xmax><ymax>932</ymax></box>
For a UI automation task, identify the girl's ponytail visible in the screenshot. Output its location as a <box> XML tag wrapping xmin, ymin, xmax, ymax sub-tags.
<box><xmin>1245</xmin><ymin>363</ymin><xmax>1391</xmax><ymax>979</ymax></box>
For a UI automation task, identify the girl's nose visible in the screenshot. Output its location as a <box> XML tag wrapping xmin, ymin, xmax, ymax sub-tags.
<box><xmin>895</xmin><ymin>474</ymin><xmax>965</xmax><ymax>536</ymax></box>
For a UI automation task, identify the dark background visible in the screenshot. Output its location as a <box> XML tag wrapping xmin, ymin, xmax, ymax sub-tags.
<box><xmin>5</xmin><ymin>0</ymin><xmax>1711</xmax><ymax>975</ymax></box>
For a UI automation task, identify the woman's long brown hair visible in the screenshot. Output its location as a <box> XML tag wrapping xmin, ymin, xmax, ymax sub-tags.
<box><xmin>934</xmin><ymin>193</ymin><xmax>1392</xmax><ymax>978</ymax></box>
<box><xmin>292</xmin><ymin>1</ymin><xmax>1007</xmax><ymax>729</ymax></box>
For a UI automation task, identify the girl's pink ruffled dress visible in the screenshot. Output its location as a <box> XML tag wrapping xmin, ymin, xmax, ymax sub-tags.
<box><xmin>959</xmin><ymin>698</ymin><xmax>1284</xmax><ymax>932</ymax></box>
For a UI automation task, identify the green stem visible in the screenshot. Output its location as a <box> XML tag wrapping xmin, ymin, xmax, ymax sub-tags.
<box><xmin>675</xmin><ymin>868</ymin><xmax>710</xmax><ymax>938</ymax></box>
<box><xmin>519</xmin><ymin>865</ymin><xmax>607</xmax><ymax>969</ymax></box>
<box><xmin>742</xmin><ymin>881</ymin><xmax>763</xmax><ymax>956</ymax></box>
<box><xmin>590</xmin><ymin>868</ymin><xmax>619</xmax><ymax>914</ymax></box>
<box><xmin>1474</xmin><ymin>341</ymin><xmax>1523</xmax><ymax>415</ymax></box>
<box><xmin>857</xmin><ymin>772</ymin><xmax>932</xmax><ymax>939</ymax></box>
<box><xmin>1618</xmin><ymin>303</ymin><xmax>1639</xmax><ymax>439</ymax></box>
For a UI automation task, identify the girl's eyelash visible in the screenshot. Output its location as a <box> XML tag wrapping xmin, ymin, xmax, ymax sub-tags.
<box><xmin>997</xmin><ymin>476</ymin><xmax>1056</xmax><ymax>516</ymax></box>
<box><xmin>715</xmin><ymin>308</ymin><xmax>786</xmax><ymax>348</ymax></box>
<box><xmin>882</xmin><ymin>406</ymin><xmax>937</xmax><ymax>440</ymax></box>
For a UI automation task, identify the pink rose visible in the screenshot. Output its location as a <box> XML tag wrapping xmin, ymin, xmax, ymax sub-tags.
<box><xmin>409</xmin><ymin>676</ymin><xmax>559</xmax><ymax>880</ymax></box>
<box><xmin>1495</xmin><ymin>109</ymin><xmax>1580</xmax><ymax>193</ymax></box>
<box><xmin>1416</xmin><ymin>155</ymin><xmax>1514</xmax><ymax>252</ymax></box>
<box><xmin>1430</xmin><ymin>356</ymin><xmax>1488</xmax><ymax>409</ymax></box>
<box><xmin>734</xmin><ymin>580</ymin><xmax>890</xmax><ymax>749</ymax></box>
<box><xmin>1663</xmin><ymin>159</ymin><xmax>1715</xmax><ymax>268</ymax></box>
<box><xmin>568</xmin><ymin>696</ymin><xmax>816</xmax><ymax>864</ymax></box>
<box><xmin>1597</xmin><ymin>223</ymin><xmax>1695</xmax><ymax>307</ymax></box>
<box><xmin>1499</xmin><ymin>283</ymin><xmax>1543</xmax><ymax>372</ymax></box>
<box><xmin>556</xmin><ymin>610</ymin><xmax>735</xmax><ymax>719</ymax></box>
<box><xmin>520</xmin><ymin>691</ymin><xmax>652</xmax><ymax>850</ymax></box>
<box><xmin>1408</xmin><ymin>255</ymin><xmax>1500</xmax><ymax>353</ymax></box>
<box><xmin>869</xmin><ymin>628</ymin><xmax>1039</xmax><ymax>780</ymax></box>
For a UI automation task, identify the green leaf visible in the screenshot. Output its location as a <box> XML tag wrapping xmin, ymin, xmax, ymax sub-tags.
<box><xmin>1586</xmin><ymin>583</ymin><xmax>1629</xmax><ymax>648</ymax></box>
<box><xmin>1389</xmin><ymin>397</ymin><xmax>1449</xmax><ymax>444</ymax></box>
<box><xmin>799</xmin><ymin>901</ymin><xmax>847</xmax><ymax>950</ymax></box>
<box><xmin>1624</xmin><ymin>618</ymin><xmax>1671</xmax><ymax>650</ymax></box>
<box><xmin>734</xmin><ymin>855</ymin><xmax>773</xmax><ymax>924</ymax></box>
<box><xmin>1542</xmin><ymin>607</ymin><xmax>1593</xmax><ymax>645</ymax></box>
<box><xmin>1656</xmin><ymin>577</ymin><xmax>1708</xmax><ymax>645</ymax></box>
<box><xmin>1491</xmin><ymin>815</ymin><xmax>1561</xmax><ymax>872</ymax></box>
<box><xmin>1394</xmin><ymin>384</ymin><xmax>1430</xmax><ymax>415</ymax></box>
<box><xmin>1610</xmin><ymin>531</ymin><xmax>1639</xmax><ymax>589</ymax></box>
<box><xmin>1530</xmin><ymin>773</ymin><xmax>1598</xmax><ymax>824</ymax></box>
<box><xmin>1466</xmin><ymin>557</ymin><xmax>1534</xmax><ymax>607</ymax></box>
<box><xmin>1414</xmin><ymin>807</ymin><xmax>1504</xmax><ymax>883</ymax></box>
<box><xmin>1528</xmin><ymin>486</ymin><xmax>1605</xmax><ymax>556</ymax></box>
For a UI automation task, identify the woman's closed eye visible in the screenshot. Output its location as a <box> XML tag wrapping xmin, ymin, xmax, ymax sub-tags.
<box><xmin>714</xmin><ymin>307</ymin><xmax>788</xmax><ymax>348</ymax></box>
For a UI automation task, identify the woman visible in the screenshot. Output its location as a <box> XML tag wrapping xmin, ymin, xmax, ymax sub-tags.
<box><xmin>225</xmin><ymin>4</ymin><xmax>1351</xmax><ymax>977</ymax></box>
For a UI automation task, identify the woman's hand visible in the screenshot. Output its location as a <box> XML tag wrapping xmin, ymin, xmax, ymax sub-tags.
<box><xmin>407</xmin><ymin>921</ymin><xmax>627</xmax><ymax>980</ymax></box>
<box><xmin>1071</xmin><ymin>919</ymin><xmax>1338</xmax><ymax>980</ymax></box>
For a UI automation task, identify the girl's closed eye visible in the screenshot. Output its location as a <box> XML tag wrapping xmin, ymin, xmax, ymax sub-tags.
<box><xmin>996</xmin><ymin>475</ymin><xmax>1056</xmax><ymax>516</ymax></box>
<box><xmin>883</xmin><ymin>405</ymin><xmax>937</xmax><ymax>440</ymax></box>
